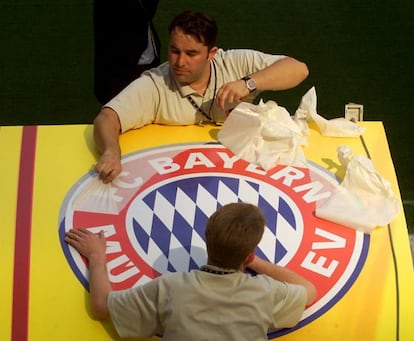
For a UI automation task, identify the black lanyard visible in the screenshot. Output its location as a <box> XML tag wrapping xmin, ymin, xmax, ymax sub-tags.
<box><xmin>200</xmin><ymin>265</ymin><xmax>237</xmax><ymax>275</ymax></box>
<box><xmin>186</xmin><ymin>61</ymin><xmax>217</xmax><ymax>123</ymax></box>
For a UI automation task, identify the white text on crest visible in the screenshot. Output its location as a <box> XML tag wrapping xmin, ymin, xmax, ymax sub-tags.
<box><xmin>147</xmin><ymin>152</ymin><xmax>331</xmax><ymax>203</ymax></box>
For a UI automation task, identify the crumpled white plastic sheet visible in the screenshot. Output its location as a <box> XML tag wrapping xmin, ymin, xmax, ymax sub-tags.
<box><xmin>294</xmin><ymin>87</ymin><xmax>365</xmax><ymax>142</ymax></box>
<box><xmin>217</xmin><ymin>100</ymin><xmax>307</xmax><ymax>170</ymax></box>
<box><xmin>315</xmin><ymin>145</ymin><xmax>400</xmax><ymax>233</ymax></box>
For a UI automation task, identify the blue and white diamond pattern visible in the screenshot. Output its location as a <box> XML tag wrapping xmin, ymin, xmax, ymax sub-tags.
<box><xmin>126</xmin><ymin>174</ymin><xmax>303</xmax><ymax>274</ymax></box>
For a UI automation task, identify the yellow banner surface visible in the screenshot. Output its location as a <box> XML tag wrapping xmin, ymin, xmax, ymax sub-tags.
<box><xmin>0</xmin><ymin>122</ymin><xmax>413</xmax><ymax>341</ymax></box>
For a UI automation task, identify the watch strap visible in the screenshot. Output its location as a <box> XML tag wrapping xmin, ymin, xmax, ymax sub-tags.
<box><xmin>241</xmin><ymin>76</ymin><xmax>256</xmax><ymax>93</ymax></box>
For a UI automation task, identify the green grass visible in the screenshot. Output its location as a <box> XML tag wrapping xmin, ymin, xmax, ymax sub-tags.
<box><xmin>0</xmin><ymin>0</ymin><xmax>413</xmax><ymax>232</ymax></box>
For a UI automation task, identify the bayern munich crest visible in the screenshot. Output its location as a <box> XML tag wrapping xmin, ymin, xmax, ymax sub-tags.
<box><xmin>59</xmin><ymin>142</ymin><xmax>369</xmax><ymax>338</ymax></box>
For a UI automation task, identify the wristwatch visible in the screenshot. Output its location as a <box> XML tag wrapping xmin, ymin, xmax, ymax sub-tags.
<box><xmin>242</xmin><ymin>76</ymin><xmax>257</xmax><ymax>93</ymax></box>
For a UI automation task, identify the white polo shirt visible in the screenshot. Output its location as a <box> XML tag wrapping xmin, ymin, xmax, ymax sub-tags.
<box><xmin>105</xmin><ymin>48</ymin><xmax>286</xmax><ymax>132</ymax></box>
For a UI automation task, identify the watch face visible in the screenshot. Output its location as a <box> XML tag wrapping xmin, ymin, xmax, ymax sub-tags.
<box><xmin>247</xmin><ymin>79</ymin><xmax>256</xmax><ymax>90</ymax></box>
<box><xmin>246</xmin><ymin>78</ymin><xmax>256</xmax><ymax>92</ymax></box>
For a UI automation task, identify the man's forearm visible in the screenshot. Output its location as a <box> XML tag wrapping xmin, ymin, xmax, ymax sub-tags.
<box><xmin>88</xmin><ymin>254</ymin><xmax>112</xmax><ymax>319</ymax></box>
<box><xmin>93</xmin><ymin>107</ymin><xmax>123</xmax><ymax>182</ymax></box>
<box><xmin>252</xmin><ymin>57</ymin><xmax>309</xmax><ymax>91</ymax></box>
<box><xmin>93</xmin><ymin>107</ymin><xmax>122</xmax><ymax>155</ymax></box>
<box><xmin>64</xmin><ymin>229</ymin><xmax>112</xmax><ymax>319</ymax></box>
<box><xmin>248</xmin><ymin>256</ymin><xmax>317</xmax><ymax>305</ymax></box>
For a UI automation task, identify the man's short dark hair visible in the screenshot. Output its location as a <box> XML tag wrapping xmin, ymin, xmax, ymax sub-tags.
<box><xmin>168</xmin><ymin>10</ymin><xmax>218</xmax><ymax>50</ymax></box>
<box><xmin>205</xmin><ymin>203</ymin><xmax>265</xmax><ymax>269</ymax></box>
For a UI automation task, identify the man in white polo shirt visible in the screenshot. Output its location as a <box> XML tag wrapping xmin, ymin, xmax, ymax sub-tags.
<box><xmin>94</xmin><ymin>10</ymin><xmax>309</xmax><ymax>183</ymax></box>
<box><xmin>65</xmin><ymin>202</ymin><xmax>316</xmax><ymax>340</ymax></box>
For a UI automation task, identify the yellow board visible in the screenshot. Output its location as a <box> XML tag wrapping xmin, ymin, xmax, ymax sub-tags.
<box><xmin>0</xmin><ymin>122</ymin><xmax>413</xmax><ymax>341</ymax></box>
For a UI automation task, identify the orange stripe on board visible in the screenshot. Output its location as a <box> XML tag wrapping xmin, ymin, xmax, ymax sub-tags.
<box><xmin>11</xmin><ymin>126</ymin><xmax>37</xmax><ymax>341</ymax></box>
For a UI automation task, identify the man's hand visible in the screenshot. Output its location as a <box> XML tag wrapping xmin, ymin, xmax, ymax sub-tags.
<box><xmin>95</xmin><ymin>150</ymin><xmax>122</xmax><ymax>184</ymax></box>
<box><xmin>215</xmin><ymin>79</ymin><xmax>250</xmax><ymax>109</ymax></box>
<box><xmin>65</xmin><ymin>228</ymin><xmax>106</xmax><ymax>261</ymax></box>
